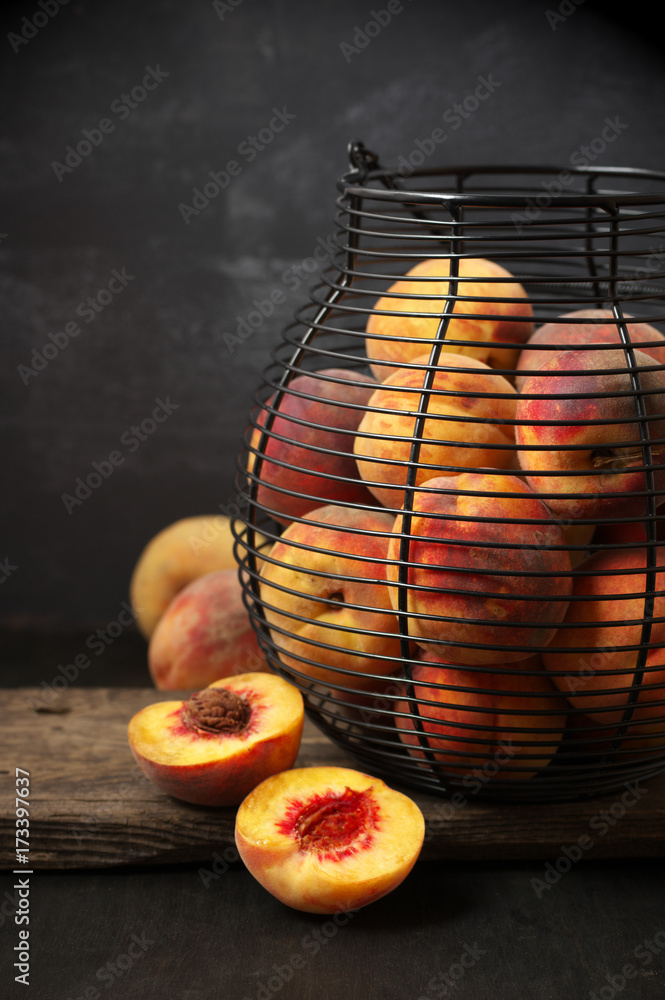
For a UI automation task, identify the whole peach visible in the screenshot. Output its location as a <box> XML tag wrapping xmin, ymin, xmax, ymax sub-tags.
<box><xmin>394</xmin><ymin>650</ymin><xmax>568</xmax><ymax>780</ymax></box>
<box><xmin>353</xmin><ymin>353</ymin><xmax>518</xmax><ymax>509</ymax></box>
<box><xmin>365</xmin><ymin>256</ymin><xmax>534</xmax><ymax>380</ymax></box>
<box><xmin>247</xmin><ymin>368</ymin><xmax>376</xmax><ymax>525</ymax></box>
<box><xmin>515</xmin><ymin>309</ymin><xmax>665</xmax><ymax>390</ymax></box>
<box><xmin>542</xmin><ymin>545</ymin><xmax>665</xmax><ymax>727</ymax></box>
<box><xmin>386</xmin><ymin>472</ymin><xmax>572</xmax><ymax>664</ymax></box>
<box><xmin>516</xmin><ymin>348</ymin><xmax>665</xmax><ymax>520</ymax></box>
<box><xmin>148</xmin><ymin>569</ymin><xmax>269</xmax><ymax>690</ymax></box>
<box><xmin>259</xmin><ymin>505</ymin><xmax>402</xmax><ymax>690</ymax></box>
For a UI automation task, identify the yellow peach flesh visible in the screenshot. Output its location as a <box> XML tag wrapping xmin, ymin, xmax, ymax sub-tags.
<box><xmin>235</xmin><ymin>766</ymin><xmax>425</xmax><ymax>913</ymax></box>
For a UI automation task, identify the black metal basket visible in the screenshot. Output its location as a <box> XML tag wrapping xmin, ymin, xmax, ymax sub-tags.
<box><xmin>234</xmin><ymin>141</ymin><xmax>665</xmax><ymax>803</ymax></box>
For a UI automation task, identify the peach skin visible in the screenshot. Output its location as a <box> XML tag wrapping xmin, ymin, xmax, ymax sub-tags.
<box><xmin>247</xmin><ymin>368</ymin><xmax>377</xmax><ymax>526</ymax></box>
<box><xmin>386</xmin><ymin>472</ymin><xmax>572</xmax><ymax>664</ymax></box>
<box><xmin>148</xmin><ymin>568</ymin><xmax>269</xmax><ymax>690</ymax></box>
<box><xmin>542</xmin><ymin>545</ymin><xmax>665</xmax><ymax>728</ymax></box>
<box><xmin>365</xmin><ymin>256</ymin><xmax>534</xmax><ymax>381</ymax></box>
<box><xmin>515</xmin><ymin>309</ymin><xmax>665</xmax><ymax>391</ymax></box>
<box><xmin>394</xmin><ymin>650</ymin><xmax>568</xmax><ymax>780</ymax></box>
<box><xmin>516</xmin><ymin>348</ymin><xmax>665</xmax><ymax>521</ymax></box>
<box><xmin>353</xmin><ymin>353</ymin><xmax>518</xmax><ymax>509</ymax></box>
<box><xmin>259</xmin><ymin>505</ymin><xmax>402</xmax><ymax>690</ymax></box>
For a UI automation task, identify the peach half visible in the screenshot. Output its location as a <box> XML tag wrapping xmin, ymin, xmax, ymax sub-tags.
<box><xmin>234</xmin><ymin>766</ymin><xmax>425</xmax><ymax>913</ymax></box>
<box><xmin>148</xmin><ymin>569</ymin><xmax>269</xmax><ymax>690</ymax></box>
<box><xmin>353</xmin><ymin>353</ymin><xmax>518</xmax><ymax>509</ymax></box>
<box><xmin>130</xmin><ymin>514</ymin><xmax>267</xmax><ymax>639</ymax></box>
<box><xmin>127</xmin><ymin>673</ymin><xmax>304</xmax><ymax>807</ymax></box>
<box><xmin>259</xmin><ymin>505</ymin><xmax>402</xmax><ymax>690</ymax></box>
<box><xmin>386</xmin><ymin>472</ymin><xmax>572</xmax><ymax>665</ymax></box>
<box><xmin>365</xmin><ymin>256</ymin><xmax>534</xmax><ymax>380</ymax></box>
<box><xmin>516</xmin><ymin>348</ymin><xmax>665</xmax><ymax>521</ymax></box>
<box><xmin>394</xmin><ymin>651</ymin><xmax>568</xmax><ymax>780</ymax></box>
<box><xmin>515</xmin><ymin>308</ymin><xmax>665</xmax><ymax>391</ymax></box>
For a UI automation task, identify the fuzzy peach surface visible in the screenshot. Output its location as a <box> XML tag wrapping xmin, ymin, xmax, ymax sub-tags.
<box><xmin>259</xmin><ymin>504</ymin><xmax>403</xmax><ymax>688</ymax></box>
<box><xmin>387</xmin><ymin>472</ymin><xmax>572</xmax><ymax>664</ymax></box>
<box><xmin>516</xmin><ymin>348</ymin><xmax>665</xmax><ymax>520</ymax></box>
<box><xmin>365</xmin><ymin>256</ymin><xmax>534</xmax><ymax>380</ymax></box>
<box><xmin>542</xmin><ymin>546</ymin><xmax>665</xmax><ymax>725</ymax></box>
<box><xmin>353</xmin><ymin>352</ymin><xmax>518</xmax><ymax>509</ymax></box>
<box><xmin>130</xmin><ymin>515</ymin><xmax>263</xmax><ymax>639</ymax></box>
<box><xmin>234</xmin><ymin>766</ymin><xmax>425</xmax><ymax>913</ymax></box>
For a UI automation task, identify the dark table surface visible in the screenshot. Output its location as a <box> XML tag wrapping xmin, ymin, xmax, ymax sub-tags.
<box><xmin>4</xmin><ymin>0</ymin><xmax>665</xmax><ymax>997</ymax></box>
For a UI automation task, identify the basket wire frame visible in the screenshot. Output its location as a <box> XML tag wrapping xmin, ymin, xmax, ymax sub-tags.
<box><xmin>234</xmin><ymin>141</ymin><xmax>665</xmax><ymax>803</ymax></box>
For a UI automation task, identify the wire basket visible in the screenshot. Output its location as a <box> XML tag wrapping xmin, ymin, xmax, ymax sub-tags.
<box><xmin>234</xmin><ymin>141</ymin><xmax>665</xmax><ymax>803</ymax></box>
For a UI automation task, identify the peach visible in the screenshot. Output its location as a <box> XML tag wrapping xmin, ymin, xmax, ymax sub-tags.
<box><xmin>353</xmin><ymin>353</ymin><xmax>518</xmax><ymax>509</ymax></box>
<box><xmin>386</xmin><ymin>472</ymin><xmax>572</xmax><ymax>664</ymax></box>
<box><xmin>127</xmin><ymin>673</ymin><xmax>304</xmax><ymax>807</ymax></box>
<box><xmin>516</xmin><ymin>349</ymin><xmax>665</xmax><ymax>520</ymax></box>
<box><xmin>130</xmin><ymin>514</ymin><xmax>267</xmax><ymax>639</ymax></box>
<box><xmin>234</xmin><ymin>766</ymin><xmax>425</xmax><ymax>913</ymax></box>
<box><xmin>148</xmin><ymin>569</ymin><xmax>269</xmax><ymax>690</ymax></box>
<box><xmin>542</xmin><ymin>546</ymin><xmax>665</xmax><ymax>728</ymax></box>
<box><xmin>394</xmin><ymin>651</ymin><xmax>568</xmax><ymax>779</ymax></box>
<box><xmin>515</xmin><ymin>309</ymin><xmax>665</xmax><ymax>391</ymax></box>
<box><xmin>259</xmin><ymin>505</ymin><xmax>402</xmax><ymax>690</ymax></box>
<box><xmin>247</xmin><ymin>368</ymin><xmax>377</xmax><ymax>525</ymax></box>
<box><xmin>365</xmin><ymin>256</ymin><xmax>534</xmax><ymax>381</ymax></box>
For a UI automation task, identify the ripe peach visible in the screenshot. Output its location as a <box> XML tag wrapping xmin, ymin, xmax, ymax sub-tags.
<box><xmin>127</xmin><ymin>673</ymin><xmax>304</xmax><ymax>807</ymax></box>
<box><xmin>259</xmin><ymin>505</ymin><xmax>402</xmax><ymax>690</ymax></box>
<box><xmin>365</xmin><ymin>257</ymin><xmax>534</xmax><ymax>380</ymax></box>
<box><xmin>353</xmin><ymin>353</ymin><xmax>518</xmax><ymax>509</ymax></box>
<box><xmin>516</xmin><ymin>349</ymin><xmax>665</xmax><ymax>520</ymax></box>
<box><xmin>148</xmin><ymin>569</ymin><xmax>269</xmax><ymax>690</ymax></box>
<box><xmin>247</xmin><ymin>368</ymin><xmax>377</xmax><ymax>525</ymax></box>
<box><xmin>542</xmin><ymin>546</ymin><xmax>665</xmax><ymax>727</ymax></box>
<box><xmin>234</xmin><ymin>766</ymin><xmax>425</xmax><ymax>913</ymax></box>
<box><xmin>130</xmin><ymin>514</ymin><xmax>267</xmax><ymax>639</ymax></box>
<box><xmin>394</xmin><ymin>651</ymin><xmax>568</xmax><ymax>779</ymax></box>
<box><xmin>515</xmin><ymin>309</ymin><xmax>665</xmax><ymax>391</ymax></box>
<box><xmin>386</xmin><ymin>472</ymin><xmax>572</xmax><ymax>665</ymax></box>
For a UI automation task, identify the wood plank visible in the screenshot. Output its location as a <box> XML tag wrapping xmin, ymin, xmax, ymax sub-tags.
<box><xmin>1</xmin><ymin>687</ymin><xmax>665</xmax><ymax>868</ymax></box>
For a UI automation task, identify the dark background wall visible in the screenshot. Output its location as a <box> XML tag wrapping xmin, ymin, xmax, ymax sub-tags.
<box><xmin>3</xmin><ymin>0</ymin><xmax>664</xmax><ymax>630</ymax></box>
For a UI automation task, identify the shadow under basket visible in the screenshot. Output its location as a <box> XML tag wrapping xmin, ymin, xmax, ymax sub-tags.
<box><xmin>234</xmin><ymin>141</ymin><xmax>665</xmax><ymax>803</ymax></box>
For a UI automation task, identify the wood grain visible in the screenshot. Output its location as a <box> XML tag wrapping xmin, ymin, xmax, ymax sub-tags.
<box><xmin>1</xmin><ymin>687</ymin><xmax>665</xmax><ymax>868</ymax></box>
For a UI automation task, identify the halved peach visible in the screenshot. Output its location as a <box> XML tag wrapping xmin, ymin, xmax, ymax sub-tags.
<box><xmin>127</xmin><ymin>673</ymin><xmax>304</xmax><ymax>806</ymax></box>
<box><xmin>235</xmin><ymin>766</ymin><xmax>425</xmax><ymax>913</ymax></box>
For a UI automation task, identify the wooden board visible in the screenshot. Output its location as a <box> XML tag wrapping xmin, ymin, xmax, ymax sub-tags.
<box><xmin>1</xmin><ymin>687</ymin><xmax>665</xmax><ymax>868</ymax></box>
